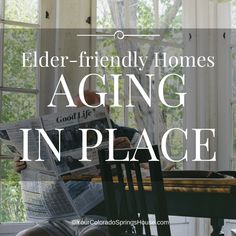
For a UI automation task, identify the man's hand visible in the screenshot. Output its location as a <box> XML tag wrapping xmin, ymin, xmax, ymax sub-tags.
<box><xmin>114</xmin><ymin>137</ymin><xmax>132</xmax><ymax>148</ymax></box>
<box><xmin>13</xmin><ymin>156</ymin><xmax>27</xmax><ymax>173</ymax></box>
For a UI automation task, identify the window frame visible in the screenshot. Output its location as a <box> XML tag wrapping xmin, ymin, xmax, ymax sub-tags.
<box><xmin>0</xmin><ymin>0</ymin><xmax>56</xmax><ymax>231</ymax></box>
<box><xmin>93</xmin><ymin>0</ymin><xmax>236</xmax><ymax>171</ymax></box>
<box><xmin>0</xmin><ymin>0</ymin><xmax>40</xmax><ymax>226</ymax></box>
<box><xmin>0</xmin><ymin>0</ymin><xmax>234</xmax><ymax>233</ymax></box>
<box><xmin>0</xmin><ymin>0</ymin><xmax>92</xmax><ymax>231</ymax></box>
<box><xmin>216</xmin><ymin>1</ymin><xmax>232</xmax><ymax>171</ymax></box>
<box><xmin>94</xmin><ymin>0</ymin><xmax>191</xmax><ymax>167</ymax></box>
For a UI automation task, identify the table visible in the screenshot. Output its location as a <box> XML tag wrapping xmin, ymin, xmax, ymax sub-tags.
<box><xmin>91</xmin><ymin>175</ymin><xmax>236</xmax><ymax>236</ymax></box>
<box><xmin>149</xmin><ymin>178</ymin><xmax>236</xmax><ymax>236</ymax></box>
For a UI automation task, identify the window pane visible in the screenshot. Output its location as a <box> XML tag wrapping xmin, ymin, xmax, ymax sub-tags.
<box><xmin>95</xmin><ymin>0</ymin><xmax>184</xmax><ymax>170</ymax></box>
<box><xmin>232</xmin><ymin>47</ymin><xmax>236</xmax><ymax>170</ymax></box>
<box><xmin>0</xmin><ymin>0</ymin><xmax>4</xmax><ymax>19</ymax></box>
<box><xmin>96</xmin><ymin>36</ymin><xmax>125</xmax><ymax>124</ymax></box>
<box><xmin>0</xmin><ymin>0</ymin><xmax>39</xmax><ymax>224</ymax></box>
<box><xmin>97</xmin><ymin>0</ymin><xmax>183</xmax><ymax>29</ymax></box>
<box><xmin>2</xmin><ymin>92</ymin><xmax>36</xmax><ymax>122</ymax></box>
<box><xmin>0</xmin><ymin>159</ymin><xmax>26</xmax><ymax>222</ymax></box>
<box><xmin>97</xmin><ymin>0</ymin><xmax>114</xmax><ymax>28</ymax></box>
<box><xmin>129</xmin><ymin>0</ymin><xmax>155</xmax><ymax>29</ymax></box>
<box><xmin>128</xmin><ymin>107</ymin><xmax>137</xmax><ymax>129</ymax></box>
<box><xmin>3</xmin><ymin>26</ymin><xmax>38</xmax><ymax>89</ymax></box>
<box><xmin>232</xmin><ymin>0</ymin><xmax>236</xmax><ymax>28</ymax></box>
<box><xmin>233</xmin><ymin>47</ymin><xmax>236</xmax><ymax>97</ymax></box>
<box><xmin>110</xmin><ymin>106</ymin><xmax>124</xmax><ymax>125</ymax></box>
<box><xmin>159</xmin><ymin>0</ymin><xmax>182</xmax><ymax>29</ymax></box>
<box><xmin>162</xmin><ymin>105</ymin><xmax>184</xmax><ymax>158</ymax></box>
<box><xmin>233</xmin><ymin>104</ymin><xmax>236</xmax><ymax>159</ymax></box>
<box><xmin>0</xmin><ymin>92</ymin><xmax>36</xmax><ymax>222</ymax></box>
<box><xmin>232</xmin><ymin>159</ymin><xmax>236</xmax><ymax>171</ymax></box>
<box><xmin>4</xmin><ymin>0</ymin><xmax>39</xmax><ymax>24</ymax></box>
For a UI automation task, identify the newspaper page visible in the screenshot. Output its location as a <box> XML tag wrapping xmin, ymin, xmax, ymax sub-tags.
<box><xmin>41</xmin><ymin>106</ymin><xmax>111</xmax><ymax>175</ymax></box>
<box><xmin>0</xmin><ymin>118</ymin><xmax>54</xmax><ymax>171</ymax></box>
<box><xmin>0</xmin><ymin>106</ymin><xmax>110</xmax><ymax>221</ymax></box>
<box><xmin>62</xmin><ymin>180</ymin><xmax>103</xmax><ymax>216</ymax></box>
<box><xmin>21</xmin><ymin>169</ymin><xmax>78</xmax><ymax>221</ymax></box>
<box><xmin>40</xmin><ymin>106</ymin><xmax>109</xmax><ymax>218</ymax></box>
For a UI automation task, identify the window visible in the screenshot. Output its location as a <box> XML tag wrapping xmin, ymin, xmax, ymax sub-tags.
<box><xmin>0</xmin><ymin>0</ymin><xmax>40</xmax><ymax>222</ymax></box>
<box><xmin>96</xmin><ymin>0</ymin><xmax>185</xmax><ymax>168</ymax></box>
<box><xmin>232</xmin><ymin>34</ymin><xmax>236</xmax><ymax>169</ymax></box>
<box><xmin>230</xmin><ymin>0</ymin><xmax>236</xmax><ymax>170</ymax></box>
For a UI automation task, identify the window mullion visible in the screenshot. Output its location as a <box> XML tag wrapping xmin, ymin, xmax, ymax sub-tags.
<box><xmin>0</xmin><ymin>0</ymin><xmax>3</xmax><ymax>214</ymax></box>
<box><xmin>0</xmin><ymin>0</ymin><xmax>41</xmax><ymax>224</ymax></box>
<box><xmin>0</xmin><ymin>33</ymin><xmax>3</xmax><ymax>88</ymax></box>
<box><xmin>0</xmin><ymin>0</ymin><xmax>5</xmax><ymax>19</ymax></box>
<box><xmin>0</xmin><ymin>3</ymin><xmax>3</xmax><ymax>207</ymax></box>
<box><xmin>153</xmin><ymin>0</ymin><xmax>160</xmax><ymax>28</ymax></box>
<box><xmin>124</xmin><ymin>77</ymin><xmax>128</xmax><ymax>126</ymax></box>
<box><xmin>0</xmin><ymin>155</ymin><xmax>13</xmax><ymax>160</ymax></box>
<box><xmin>0</xmin><ymin>19</ymin><xmax>39</xmax><ymax>28</ymax></box>
<box><xmin>36</xmin><ymin>27</ymin><xmax>40</xmax><ymax>116</ymax></box>
<box><xmin>0</xmin><ymin>87</ymin><xmax>39</xmax><ymax>94</ymax></box>
<box><xmin>124</xmin><ymin>0</ymin><xmax>130</xmax><ymax>29</ymax></box>
<box><xmin>0</xmin><ymin>0</ymin><xmax>4</xmax><ymax>88</ymax></box>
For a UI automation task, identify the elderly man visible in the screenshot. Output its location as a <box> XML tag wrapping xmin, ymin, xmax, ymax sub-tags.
<box><xmin>14</xmin><ymin>90</ymin><xmax>142</xmax><ymax>236</ymax></box>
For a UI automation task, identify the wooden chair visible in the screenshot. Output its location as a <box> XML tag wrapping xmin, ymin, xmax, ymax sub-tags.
<box><xmin>98</xmin><ymin>145</ymin><xmax>171</xmax><ymax>236</ymax></box>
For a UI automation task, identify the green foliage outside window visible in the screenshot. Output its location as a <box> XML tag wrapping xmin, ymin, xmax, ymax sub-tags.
<box><xmin>0</xmin><ymin>0</ymin><xmax>38</xmax><ymax>223</ymax></box>
<box><xmin>96</xmin><ymin>0</ymin><xmax>184</xmax><ymax>160</ymax></box>
<box><xmin>0</xmin><ymin>0</ymin><xmax>184</xmax><ymax>223</ymax></box>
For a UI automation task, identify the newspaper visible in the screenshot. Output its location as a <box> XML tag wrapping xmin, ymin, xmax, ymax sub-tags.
<box><xmin>0</xmin><ymin>106</ymin><xmax>110</xmax><ymax>221</ymax></box>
